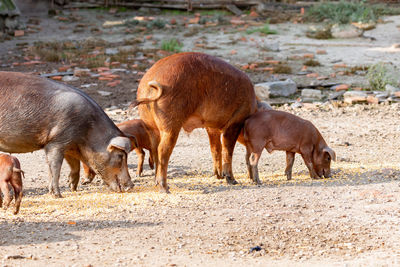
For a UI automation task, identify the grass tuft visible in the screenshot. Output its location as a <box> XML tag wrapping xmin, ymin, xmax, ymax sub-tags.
<box><xmin>161</xmin><ymin>39</ymin><xmax>183</xmax><ymax>52</ymax></box>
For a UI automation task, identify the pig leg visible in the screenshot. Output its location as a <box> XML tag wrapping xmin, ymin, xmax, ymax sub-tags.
<box><xmin>45</xmin><ymin>146</ymin><xmax>64</xmax><ymax>198</ymax></box>
<box><xmin>285</xmin><ymin>152</ymin><xmax>295</xmax><ymax>180</ymax></box>
<box><xmin>135</xmin><ymin>148</ymin><xmax>145</xmax><ymax>177</ymax></box>
<box><xmin>221</xmin><ymin>124</ymin><xmax>242</xmax><ymax>185</ymax></box>
<box><xmin>156</xmin><ymin>129</ymin><xmax>179</xmax><ymax>193</ymax></box>
<box><xmin>10</xmin><ymin>175</ymin><xmax>23</xmax><ymax>215</ymax></box>
<box><xmin>245</xmin><ymin>147</ymin><xmax>260</xmax><ymax>184</ymax></box>
<box><xmin>148</xmin><ymin>152</ymin><xmax>154</xmax><ymax>170</ymax></box>
<box><xmin>65</xmin><ymin>155</ymin><xmax>80</xmax><ymax>191</ymax></box>
<box><xmin>301</xmin><ymin>154</ymin><xmax>319</xmax><ymax>179</ymax></box>
<box><xmin>249</xmin><ymin>151</ymin><xmax>262</xmax><ymax>185</ymax></box>
<box><xmin>206</xmin><ymin>128</ymin><xmax>222</xmax><ymax>179</ymax></box>
<box><xmin>0</xmin><ymin>182</ymin><xmax>12</xmax><ymax>210</ymax></box>
<box><xmin>81</xmin><ymin>163</ymin><xmax>96</xmax><ymax>185</ymax></box>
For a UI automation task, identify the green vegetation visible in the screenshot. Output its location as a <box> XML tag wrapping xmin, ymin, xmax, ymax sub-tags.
<box><xmin>161</xmin><ymin>39</ymin><xmax>183</xmax><ymax>52</ymax></box>
<box><xmin>28</xmin><ymin>38</ymin><xmax>138</xmax><ymax>68</ymax></box>
<box><xmin>304</xmin><ymin>59</ymin><xmax>321</xmax><ymax>67</ymax></box>
<box><xmin>199</xmin><ymin>10</ymin><xmax>230</xmax><ymax>16</ymax></box>
<box><xmin>246</xmin><ymin>22</ymin><xmax>277</xmax><ymax>35</ymax></box>
<box><xmin>305</xmin><ymin>1</ymin><xmax>400</xmax><ymax>24</ymax></box>
<box><xmin>161</xmin><ymin>9</ymin><xmax>188</xmax><ymax>15</ymax></box>
<box><xmin>147</xmin><ymin>19</ymin><xmax>166</xmax><ymax>29</ymax></box>
<box><xmin>274</xmin><ymin>64</ymin><xmax>292</xmax><ymax>74</ymax></box>
<box><xmin>367</xmin><ymin>62</ymin><xmax>397</xmax><ymax>90</ymax></box>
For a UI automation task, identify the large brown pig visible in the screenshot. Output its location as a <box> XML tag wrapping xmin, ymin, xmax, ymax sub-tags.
<box><xmin>82</xmin><ymin>119</ymin><xmax>154</xmax><ymax>183</ymax></box>
<box><xmin>0</xmin><ymin>154</ymin><xmax>24</xmax><ymax>214</ymax></box>
<box><xmin>132</xmin><ymin>52</ymin><xmax>257</xmax><ymax>192</ymax></box>
<box><xmin>243</xmin><ymin>110</ymin><xmax>336</xmax><ymax>183</ymax></box>
<box><xmin>0</xmin><ymin>72</ymin><xmax>136</xmax><ymax>197</ymax></box>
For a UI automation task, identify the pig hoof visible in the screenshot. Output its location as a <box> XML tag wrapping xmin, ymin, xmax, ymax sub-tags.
<box><xmin>211</xmin><ymin>174</ymin><xmax>223</xmax><ymax>180</ymax></box>
<box><xmin>51</xmin><ymin>193</ymin><xmax>63</xmax><ymax>198</ymax></box>
<box><xmin>158</xmin><ymin>186</ymin><xmax>170</xmax><ymax>194</ymax></box>
<box><xmin>225</xmin><ymin>177</ymin><xmax>238</xmax><ymax>185</ymax></box>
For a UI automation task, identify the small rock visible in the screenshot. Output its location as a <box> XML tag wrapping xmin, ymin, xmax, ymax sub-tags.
<box><xmin>249</xmin><ymin>246</ymin><xmax>262</xmax><ymax>252</ymax></box>
<box><xmin>106</xmin><ymin>80</ymin><xmax>122</xmax><ymax>87</ymax></box>
<box><xmin>385</xmin><ymin>84</ymin><xmax>400</xmax><ymax>94</ymax></box>
<box><xmin>62</xmin><ymin>75</ymin><xmax>79</xmax><ymax>82</ymax></box>
<box><xmin>51</xmin><ymin>76</ymin><xmax>62</xmax><ymax>81</ymax></box>
<box><xmin>332</xmin><ymin>84</ymin><xmax>349</xmax><ymax>91</ymax></box>
<box><xmin>230</xmin><ymin>19</ymin><xmax>245</xmax><ymax>25</ymax></box>
<box><xmin>98</xmin><ymin>90</ymin><xmax>112</xmax><ymax>96</ymax></box>
<box><xmin>301</xmin><ymin>89</ymin><xmax>322</xmax><ymax>102</ymax></box>
<box><xmin>331</xmin><ymin>24</ymin><xmax>364</xmax><ymax>38</ymax></box>
<box><xmin>261</xmin><ymin>42</ymin><xmax>279</xmax><ymax>52</ymax></box>
<box><xmin>81</xmin><ymin>83</ymin><xmax>98</xmax><ymax>88</ymax></box>
<box><xmin>105</xmin><ymin>48</ymin><xmax>119</xmax><ymax>55</ymax></box>
<box><xmin>316</xmin><ymin>50</ymin><xmax>327</xmax><ymax>55</ymax></box>
<box><xmin>254</xmin><ymin>83</ymin><xmax>270</xmax><ymax>99</ymax></box>
<box><xmin>306</xmin><ymin>73</ymin><xmax>319</xmax><ymax>78</ymax></box>
<box><xmin>367</xmin><ymin>95</ymin><xmax>379</xmax><ymax>104</ymax></box>
<box><xmin>328</xmin><ymin>91</ymin><xmax>345</xmax><ymax>100</ymax></box>
<box><xmin>303</xmin><ymin>53</ymin><xmax>314</xmax><ymax>59</ymax></box>
<box><xmin>291</xmin><ymin>101</ymin><xmax>303</xmax><ymax>108</ymax></box>
<box><xmin>343</xmin><ymin>91</ymin><xmax>368</xmax><ymax>104</ymax></box>
<box><xmin>73</xmin><ymin>68</ymin><xmax>91</xmax><ymax>77</ymax></box>
<box><xmin>14</xmin><ymin>30</ymin><xmax>24</xmax><ymax>37</ymax></box>
<box><xmin>255</xmin><ymin>79</ymin><xmax>297</xmax><ymax>98</ymax></box>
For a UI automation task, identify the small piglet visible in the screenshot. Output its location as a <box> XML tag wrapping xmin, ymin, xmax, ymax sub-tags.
<box><xmin>0</xmin><ymin>154</ymin><xmax>24</xmax><ymax>214</ymax></box>
<box><xmin>117</xmin><ymin>119</ymin><xmax>154</xmax><ymax>176</ymax></box>
<box><xmin>243</xmin><ymin>110</ymin><xmax>336</xmax><ymax>184</ymax></box>
<box><xmin>82</xmin><ymin>119</ymin><xmax>153</xmax><ymax>184</ymax></box>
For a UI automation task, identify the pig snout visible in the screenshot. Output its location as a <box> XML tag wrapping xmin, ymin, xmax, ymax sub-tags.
<box><xmin>123</xmin><ymin>180</ymin><xmax>134</xmax><ymax>192</ymax></box>
<box><xmin>323</xmin><ymin>169</ymin><xmax>332</xmax><ymax>178</ymax></box>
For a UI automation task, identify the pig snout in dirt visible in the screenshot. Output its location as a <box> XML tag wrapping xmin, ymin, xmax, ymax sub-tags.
<box><xmin>132</xmin><ymin>52</ymin><xmax>257</xmax><ymax>193</ymax></box>
<box><xmin>81</xmin><ymin>119</ymin><xmax>154</xmax><ymax>184</ymax></box>
<box><xmin>243</xmin><ymin>110</ymin><xmax>336</xmax><ymax>183</ymax></box>
<box><xmin>0</xmin><ymin>71</ymin><xmax>134</xmax><ymax>197</ymax></box>
<box><xmin>0</xmin><ymin>154</ymin><xmax>24</xmax><ymax>215</ymax></box>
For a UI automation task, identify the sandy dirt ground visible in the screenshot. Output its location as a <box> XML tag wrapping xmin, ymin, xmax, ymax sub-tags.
<box><xmin>1</xmin><ymin>5</ymin><xmax>400</xmax><ymax>267</ymax></box>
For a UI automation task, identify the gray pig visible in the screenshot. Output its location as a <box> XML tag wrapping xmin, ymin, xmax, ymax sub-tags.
<box><xmin>0</xmin><ymin>72</ymin><xmax>136</xmax><ymax>197</ymax></box>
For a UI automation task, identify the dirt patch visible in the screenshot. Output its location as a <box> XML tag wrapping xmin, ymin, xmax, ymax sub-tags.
<box><xmin>1</xmin><ymin>6</ymin><xmax>400</xmax><ymax>267</ymax></box>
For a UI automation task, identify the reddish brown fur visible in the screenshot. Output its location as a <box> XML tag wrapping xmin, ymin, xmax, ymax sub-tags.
<box><xmin>82</xmin><ymin>119</ymin><xmax>154</xmax><ymax>183</ymax></box>
<box><xmin>134</xmin><ymin>52</ymin><xmax>257</xmax><ymax>192</ymax></box>
<box><xmin>0</xmin><ymin>154</ymin><xmax>24</xmax><ymax>214</ymax></box>
<box><xmin>207</xmin><ymin>100</ymin><xmax>272</xmax><ymax>177</ymax></box>
<box><xmin>243</xmin><ymin>110</ymin><xmax>336</xmax><ymax>183</ymax></box>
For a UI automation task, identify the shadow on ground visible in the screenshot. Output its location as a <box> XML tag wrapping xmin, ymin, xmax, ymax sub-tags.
<box><xmin>0</xmin><ymin>219</ymin><xmax>161</xmax><ymax>246</ymax></box>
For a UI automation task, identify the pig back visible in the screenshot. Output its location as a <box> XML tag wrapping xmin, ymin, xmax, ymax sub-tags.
<box><xmin>0</xmin><ymin>72</ymin><xmax>118</xmax><ymax>153</ymax></box>
<box><xmin>137</xmin><ymin>53</ymin><xmax>257</xmax><ymax>130</ymax></box>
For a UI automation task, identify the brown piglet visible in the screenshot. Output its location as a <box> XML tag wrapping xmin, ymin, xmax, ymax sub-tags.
<box><xmin>0</xmin><ymin>154</ymin><xmax>24</xmax><ymax>214</ymax></box>
<box><xmin>243</xmin><ymin>110</ymin><xmax>336</xmax><ymax>184</ymax></box>
<box><xmin>82</xmin><ymin>119</ymin><xmax>153</xmax><ymax>184</ymax></box>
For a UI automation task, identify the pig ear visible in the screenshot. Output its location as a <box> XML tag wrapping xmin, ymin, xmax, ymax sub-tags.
<box><xmin>323</xmin><ymin>147</ymin><xmax>336</xmax><ymax>161</ymax></box>
<box><xmin>107</xmin><ymin>137</ymin><xmax>131</xmax><ymax>154</ymax></box>
<box><xmin>125</xmin><ymin>134</ymin><xmax>138</xmax><ymax>150</ymax></box>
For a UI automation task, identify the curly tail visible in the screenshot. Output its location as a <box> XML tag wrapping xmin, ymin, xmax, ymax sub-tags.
<box><xmin>13</xmin><ymin>167</ymin><xmax>25</xmax><ymax>179</ymax></box>
<box><xmin>129</xmin><ymin>80</ymin><xmax>163</xmax><ymax>109</ymax></box>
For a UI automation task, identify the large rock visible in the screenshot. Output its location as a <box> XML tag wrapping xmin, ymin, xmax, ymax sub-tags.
<box><xmin>255</xmin><ymin>79</ymin><xmax>297</xmax><ymax>99</ymax></box>
<box><xmin>343</xmin><ymin>91</ymin><xmax>368</xmax><ymax>104</ymax></box>
<box><xmin>331</xmin><ymin>24</ymin><xmax>363</xmax><ymax>39</ymax></box>
<box><xmin>301</xmin><ymin>89</ymin><xmax>322</xmax><ymax>102</ymax></box>
<box><xmin>385</xmin><ymin>84</ymin><xmax>400</xmax><ymax>95</ymax></box>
